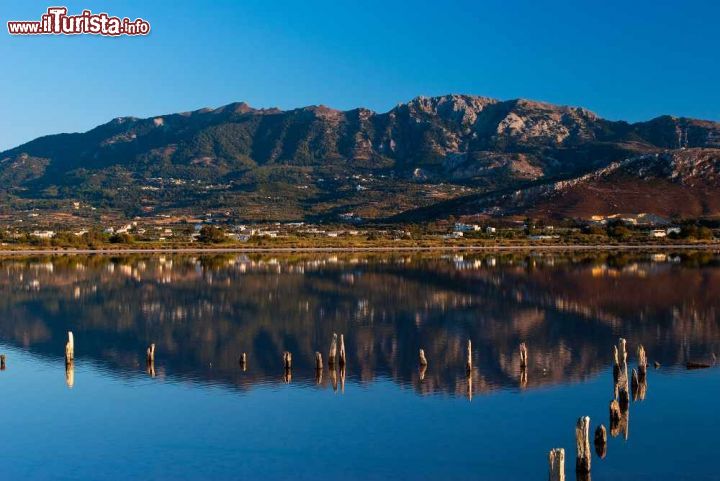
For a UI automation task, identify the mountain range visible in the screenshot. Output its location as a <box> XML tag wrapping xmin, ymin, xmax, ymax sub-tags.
<box><xmin>2</xmin><ymin>94</ymin><xmax>720</xmax><ymax>223</ymax></box>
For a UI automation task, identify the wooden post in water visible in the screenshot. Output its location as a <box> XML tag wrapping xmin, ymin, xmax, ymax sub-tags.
<box><xmin>339</xmin><ymin>334</ymin><xmax>346</xmax><ymax>367</ymax></box>
<box><xmin>575</xmin><ymin>416</ymin><xmax>591</xmax><ymax>474</ymax></box>
<box><xmin>330</xmin><ymin>366</ymin><xmax>338</xmax><ymax>392</ymax></box>
<box><xmin>618</xmin><ymin>338</ymin><xmax>627</xmax><ymax>367</ymax></box>
<box><xmin>519</xmin><ymin>342</ymin><xmax>528</xmax><ymax>369</ymax></box>
<box><xmin>618</xmin><ymin>338</ymin><xmax>629</xmax><ymax>388</ymax></box>
<box><xmin>636</xmin><ymin>372</ymin><xmax>647</xmax><ymax>401</ymax></box>
<box><xmin>283</xmin><ymin>351</ymin><xmax>293</xmax><ymax>370</ymax></box>
<box><xmin>618</xmin><ymin>384</ymin><xmax>630</xmax><ymax>412</ymax></box>
<box><xmin>328</xmin><ymin>333</ymin><xmax>338</xmax><ymax>367</ymax></box>
<box><xmin>0</xmin><ymin>354</ymin><xmax>6</xmax><ymax>370</ymax></box>
<box><xmin>637</xmin><ymin>344</ymin><xmax>648</xmax><ymax>379</ymax></box>
<box><xmin>315</xmin><ymin>352</ymin><xmax>323</xmax><ymax>384</ymax></box>
<box><xmin>609</xmin><ymin>400</ymin><xmax>621</xmax><ymax>421</ymax></box>
<box><xmin>631</xmin><ymin>368</ymin><xmax>639</xmax><ymax>399</ymax></box>
<box><xmin>594</xmin><ymin>425</ymin><xmax>607</xmax><ymax>458</ymax></box>
<box><xmin>146</xmin><ymin>343</ymin><xmax>156</xmax><ymax>378</ymax></box>
<box><xmin>612</xmin><ymin>345</ymin><xmax>620</xmax><ymax>382</ymax></box>
<box><xmin>466</xmin><ymin>371</ymin><xmax>473</xmax><ymax>401</ymax></box>
<box><xmin>419</xmin><ymin>349</ymin><xmax>428</xmax><ymax>367</ymax></box>
<box><xmin>609</xmin><ymin>398</ymin><xmax>624</xmax><ymax>438</ymax></box>
<box><xmin>466</xmin><ymin>339</ymin><xmax>473</xmax><ymax>372</ymax></box>
<box><xmin>65</xmin><ymin>331</ymin><xmax>74</xmax><ymax>363</ymax></box>
<box><xmin>239</xmin><ymin>352</ymin><xmax>247</xmax><ymax>371</ymax></box>
<box><xmin>65</xmin><ymin>360</ymin><xmax>74</xmax><ymax>388</ymax></box>
<box><xmin>548</xmin><ymin>448</ymin><xmax>565</xmax><ymax>481</ymax></box>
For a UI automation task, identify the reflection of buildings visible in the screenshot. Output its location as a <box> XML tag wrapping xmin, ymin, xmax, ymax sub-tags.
<box><xmin>0</xmin><ymin>252</ymin><xmax>718</xmax><ymax>397</ymax></box>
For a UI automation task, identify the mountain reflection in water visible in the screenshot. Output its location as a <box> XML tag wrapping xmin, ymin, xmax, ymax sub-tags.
<box><xmin>0</xmin><ymin>251</ymin><xmax>718</xmax><ymax>397</ymax></box>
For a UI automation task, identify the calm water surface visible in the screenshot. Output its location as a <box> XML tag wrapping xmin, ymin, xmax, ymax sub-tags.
<box><xmin>0</xmin><ymin>252</ymin><xmax>718</xmax><ymax>480</ymax></box>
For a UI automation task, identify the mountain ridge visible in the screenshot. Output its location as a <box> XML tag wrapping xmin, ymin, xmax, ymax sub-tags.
<box><xmin>2</xmin><ymin>94</ymin><xmax>720</xmax><ymax>223</ymax></box>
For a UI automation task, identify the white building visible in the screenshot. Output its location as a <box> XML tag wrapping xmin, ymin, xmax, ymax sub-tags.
<box><xmin>31</xmin><ymin>230</ymin><xmax>56</xmax><ymax>239</ymax></box>
<box><xmin>454</xmin><ymin>223</ymin><xmax>480</xmax><ymax>232</ymax></box>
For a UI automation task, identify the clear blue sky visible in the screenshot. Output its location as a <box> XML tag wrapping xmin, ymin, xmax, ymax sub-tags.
<box><xmin>1</xmin><ymin>0</ymin><xmax>718</xmax><ymax>151</ymax></box>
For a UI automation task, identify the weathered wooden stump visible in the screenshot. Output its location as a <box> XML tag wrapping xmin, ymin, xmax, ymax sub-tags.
<box><xmin>548</xmin><ymin>448</ymin><xmax>565</xmax><ymax>481</ymax></box>
<box><xmin>419</xmin><ymin>363</ymin><xmax>427</xmax><ymax>381</ymax></box>
<box><xmin>315</xmin><ymin>366</ymin><xmax>323</xmax><ymax>385</ymax></box>
<box><xmin>239</xmin><ymin>352</ymin><xmax>247</xmax><ymax>371</ymax></box>
<box><xmin>609</xmin><ymin>399</ymin><xmax>621</xmax><ymax>424</ymax></box>
<box><xmin>65</xmin><ymin>360</ymin><xmax>74</xmax><ymax>388</ymax></box>
<box><xmin>575</xmin><ymin>416</ymin><xmax>591</xmax><ymax>473</ymax></box>
<box><xmin>315</xmin><ymin>351</ymin><xmax>323</xmax><ymax>370</ymax></box>
<box><xmin>519</xmin><ymin>342</ymin><xmax>528</xmax><ymax>369</ymax></box>
<box><xmin>466</xmin><ymin>371</ymin><xmax>473</xmax><ymax>401</ymax></box>
<box><xmin>328</xmin><ymin>333</ymin><xmax>338</xmax><ymax>367</ymax></box>
<box><xmin>618</xmin><ymin>338</ymin><xmax>627</xmax><ymax>366</ymax></box>
<box><xmin>330</xmin><ymin>366</ymin><xmax>338</xmax><ymax>392</ymax></box>
<box><xmin>576</xmin><ymin>416</ymin><xmax>591</xmax><ymax>474</ymax></box>
<box><xmin>419</xmin><ymin>349</ymin><xmax>428</xmax><ymax>367</ymax></box>
<box><xmin>612</xmin><ymin>345</ymin><xmax>620</xmax><ymax>382</ymax></box>
<box><xmin>283</xmin><ymin>368</ymin><xmax>292</xmax><ymax>384</ymax></box>
<box><xmin>519</xmin><ymin>366</ymin><xmax>528</xmax><ymax>389</ymax></box>
<box><xmin>339</xmin><ymin>365</ymin><xmax>346</xmax><ymax>393</ymax></box>
<box><xmin>466</xmin><ymin>339</ymin><xmax>473</xmax><ymax>372</ymax></box>
<box><xmin>65</xmin><ymin>331</ymin><xmax>75</xmax><ymax>362</ymax></box>
<box><xmin>654</xmin><ymin>361</ymin><xmax>661</xmax><ymax>369</ymax></box>
<box><xmin>637</xmin><ymin>344</ymin><xmax>647</xmax><ymax>379</ymax></box>
<box><xmin>636</xmin><ymin>375</ymin><xmax>647</xmax><ymax>401</ymax></box>
<box><xmin>283</xmin><ymin>351</ymin><xmax>293</xmax><ymax>370</ymax></box>
<box><xmin>339</xmin><ymin>334</ymin><xmax>346</xmax><ymax>367</ymax></box>
<box><xmin>618</xmin><ymin>386</ymin><xmax>630</xmax><ymax>412</ymax></box>
<box><xmin>594</xmin><ymin>425</ymin><xmax>607</xmax><ymax>459</ymax></box>
<box><xmin>146</xmin><ymin>343</ymin><xmax>155</xmax><ymax>364</ymax></box>
<box><xmin>631</xmin><ymin>368</ymin><xmax>639</xmax><ymax>395</ymax></box>
<box><xmin>0</xmin><ymin>354</ymin><xmax>5</xmax><ymax>370</ymax></box>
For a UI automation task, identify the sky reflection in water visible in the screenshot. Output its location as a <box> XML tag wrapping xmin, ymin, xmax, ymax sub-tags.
<box><xmin>0</xmin><ymin>252</ymin><xmax>718</xmax><ymax>480</ymax></box>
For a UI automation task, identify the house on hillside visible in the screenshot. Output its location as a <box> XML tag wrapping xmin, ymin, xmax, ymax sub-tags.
<box><xmin>454</xmin><ymin>223</ymin><xmax>480</xmax><ymax>232</ymax></box>
<box><xmin>650</xmin><ymin>229</ymin><xmax>667</xmax><ymax>238</ymax></box>
<box><xmin>31</xmin><ymin>230</ymin><xmax>56</xmax><ymax>239</ymax></box>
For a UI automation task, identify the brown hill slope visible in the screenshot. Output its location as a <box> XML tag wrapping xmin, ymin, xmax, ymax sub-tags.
<box><xmin>398</xmin><ymin>148</ymin><xmax>720</xmax><ymax>221</ymax></box>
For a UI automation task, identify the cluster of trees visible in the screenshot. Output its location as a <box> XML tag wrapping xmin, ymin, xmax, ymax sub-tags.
<box><xmin>197</xmin><ymin>226</ymin><xmax>227</xmax><ymax>244</ymax></box>
<box><xmin>0</xmin><ymin>229</ymin><xmax>124</xmax><ymax>248</ymax></box>
<box><xmin>582</xmin><ymin>221</ymin><xmax>715</xmax><ymax>241</ymax></box>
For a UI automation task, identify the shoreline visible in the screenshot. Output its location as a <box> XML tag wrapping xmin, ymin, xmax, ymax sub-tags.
<box><xmin>0</xmin><ymin>244</ymin><xmax>718</xmax><ymax>255</ymax></box>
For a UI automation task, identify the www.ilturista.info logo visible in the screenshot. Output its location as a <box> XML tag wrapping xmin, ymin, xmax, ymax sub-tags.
<box><xmin>7</xmin><ymin>7</ymin><xmax>150</xmax><ymax>36</ymax></box>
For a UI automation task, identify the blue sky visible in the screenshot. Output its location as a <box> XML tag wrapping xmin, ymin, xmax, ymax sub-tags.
<box><xmin>1</xmin><ymin>0</ymin><xmax>718</xmax><ymax>151</ymax></box>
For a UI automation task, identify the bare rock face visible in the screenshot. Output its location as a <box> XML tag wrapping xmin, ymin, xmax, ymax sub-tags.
<box><xmin>413</xmin><ymin>148</ymin><xmax>720</xmax><ymax>221</ymax></box>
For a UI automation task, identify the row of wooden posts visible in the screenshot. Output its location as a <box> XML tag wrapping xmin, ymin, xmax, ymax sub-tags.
<box><xmin>3</xmin><ymin>331</ymin><xmax>525</xmax><ymax>381</ymax></box>
<box><xmin>548</xmin><ymin>338</ymin><xmax>649</xmax><ymax>481</ymax></box>
<box><xmin>52</xmin><ymin>331</ymin><xmax>515</xmax><ymax>388</ymax></box>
